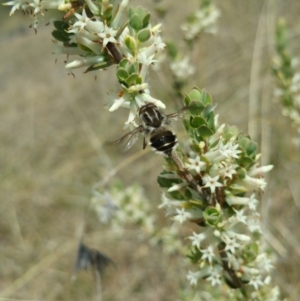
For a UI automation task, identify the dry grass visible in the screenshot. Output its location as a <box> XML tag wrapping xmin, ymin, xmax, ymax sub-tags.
<box><xmin>1</xmin><ymin>1</ymin><xmax>300</xmax><ymax>300</ymax></box>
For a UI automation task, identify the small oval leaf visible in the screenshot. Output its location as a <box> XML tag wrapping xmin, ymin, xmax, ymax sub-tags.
<box><xmin>197</xmin><ymin>125</ymin><xmax>214</xmax><ymax>138</ymax></box>
<box><xmin>129</xmin><ymin>14</ymin><xmax>143</xmax><ymax>31</ymax></box>
<box><xmin>188</xmin><ymin>87</ymin><xmax>202</xmax><ymax>102</ymax></box>
<box><xmin>201</xmin><ymin>90</ymin><xmax>212</xmax><ymax>106</ymax></box>
<box><xmin>137</xmin><ymin>28</ymin><xmax>151</xmax><ymax>42</ymax></box>
<box><xmin>142</xmin><ymin>13</ymin><xmax>151</xmax><ymax>27</ymax></box>
<box><xmin>190</xmin><ymin>116</ymin><xmax>206</xmax><ymax>128</ymax></box>
<box><xmin>52</xmin><ymin>30</ymin><xmax>69</xmax><ymax>42</ymax></box>
<box><xmin>125</xmin><ymin>35</ymin><xmax>137</xmax><ymax>55</ymax></box>
<box><xmin>116</xmin><ymin>68</ymin><xmax>129</xmax><ymax>82</ymax></box>
<box><xmin>126</xmin><ymin>73</ymin><xmax>139</xmax><ymax>86</ymax></box>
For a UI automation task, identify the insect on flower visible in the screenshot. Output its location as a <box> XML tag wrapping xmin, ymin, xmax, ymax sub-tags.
<box><xmin>114</xmin><ymin>103</ymin><xmax>202</xmax><ymax>194</ymax></box>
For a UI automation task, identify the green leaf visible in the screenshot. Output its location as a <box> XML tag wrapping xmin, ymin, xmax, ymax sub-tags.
<box><xmin>116</xmin><ymin>68</ymin><xmax>129</xmax><ymax>82</ymax></box>
<box><xmin>137</xmin><ymin>28</ymin><xmax>151</xmax><ymax>43</ymax></box>
<box><xmin>169</xmin><ymin>191</ymin><xmax>185</xmax><ymax>200</ymax></box>
<box><xmin>136</xmin><ymin>76</ymin><xmax>142</xmax><ymax>85</ymax></box>
<box><xmin>245</xmin><ymin>141</ymin><xmax>257</xmax><ymax>157</ymax></box>
<box><xmin>203</xmin><ymin>206</ymin><xmax>222</xmax><ymax>226</ymax></box>
<box><xmin>223</xmin><ymin>126</ymin><xmax>239</xmax><ymax>140</ymax></box>
<box><xmin>128</xmin><ymin>62</ymin><xmax>139</xmax><ymax>74</ymax></box>
<box><xmin>197</xmin><ymin>125</ymin><xmax>214</xmax><ymax>138</ymax></box>
<box><xmin>236</xmin><ymin>168</ymin><xmax>246</xmax><ymax>179</ymax></box>
<box><xmin>52</xmin><ymin>30</ymin><xmax>69</xmax><ymax>42</ymax></box>
<box><xmin>188</xmin><ymin>87</ymin><xmax>202</xmax><ymax>102</ymax></box>
<box><xmin>201</xmin><ymin>90</ymin><xmax>212</xmax><ymax>106</ymax></box>
<box><xmin>115</xmin><ymin>20</ymin><xmax>129</xmax><ymax>40</ymax></box>
<box><xmin>126</xmin><ymin>73</ymin><xmax>139</xmax><ymax>86</ymax></box>
<box><xmin>183</xmin><ymin>119</ymin><xmax>190</xmax><ymax>131</ymax></box>
<box><xmin>103</xmin><ymin>4</ymin><xmax>113</xmax><ymax>23</ymax></box>
<box><xmin>190</xmin><ymin>116</ymin><xmax>206</xmax><ymax>128</ymax></box>
<box><xmin>242</xmin><ymin>243</ymin><xmax>259</xmax><ymax>262</ymax></box>
<box><xmin>129</xmin><ymin>14</ymin><xmax>143</xmax><ymax>31</ymax></box>
<box><xmin>84</xmin><ymin>60</ymin><xmax>114</xmax><ymax>72</ymax></box>
<box><xmin>119</xmin><ymin>58</ymin><xmax>129</xmax><ymax>68</ymax></box>
<box><xmin>229</xmin><ymin>184</ymin><xmax>248</xmax><ymax>194</ymax></box>
<box><xmin>237</xmin><ymin>156</ymin><xmax>254</xmax><ymax>168</ymax></box>
<box><xmin>187</xmin><ymin>101</ymin><xmax>205</xmax><ymax>115</ymax></box>
<box><xmin>238</xmin><ymin>137</ymin><xmax>251</xmax><ymax>150</ymax></box>
<box><xmin>157</xmin><ymin>173</ymin><xmax>182</xmax><ymax>188</ymax></box>
<box><xmin>206</xmin><ymin>111</ymin><xmax>215</xmax><ymax>131</ymax></box>
<box><xmin>125</xmin><ymin>35</ymin><xmax>137</xmax><ymax>55</ymax></box>
<box><xmin>53</xmin><ymin>20</ymin><xmax>68</xmax><ymax>31</ymax></box>
<box><xmin>77</xmin><ymin>43</ymin><xmax>93</xmax><ymax>53</ymax></box>
<box><xmin>166</xmin><ymin>41</ymin><xmax>178</xmax><ymax>59</ymax></box>
<box><xmin>187</xmin><ymin>246</ymin><xmax>203</xmax><ymax>263</ymax></box>
<box><xmin>202</xmin><ymin>104</ymin><xmax>215</xmax><ymax>119</ymax></box>
<box><xmin>142</xmin><ymin>13</ymin><xmax>151</xmax><ymax>27</ymax></box>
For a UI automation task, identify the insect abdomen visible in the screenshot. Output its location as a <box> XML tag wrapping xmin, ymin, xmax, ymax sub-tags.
<box><xmin>150</xmin><ymin>130</ymin><xmax>177</xmax><ymax>154</ymax></box>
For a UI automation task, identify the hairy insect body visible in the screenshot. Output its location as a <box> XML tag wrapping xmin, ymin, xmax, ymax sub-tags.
<box><xmin>114</xmin><ymin>103</ymin><xmax>202</xmax><ymax>194</ymax></box>
<box><xmin>139</xmin><ymin>103</ymin><xmax>178</xmax><ymax>155</ymax></box>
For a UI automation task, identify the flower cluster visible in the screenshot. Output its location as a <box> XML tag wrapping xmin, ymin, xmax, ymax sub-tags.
<box><xmin>5</xmin><ymin>1</ymin><xmax>282</xmax><ymax>298</ymax></box>
<box><xmin>157</xmin><ymin>88</ymin><xmax>279</xmax><ymax>300</ymax></box>
<box><xmin>272</xmin><ymin>19</ymin><xmax>300</xmax><ymax>147</ymax></box>
<box><xmin>4</xmin><ymin>0</ymin><xmax>166</xmax><ymax>128</ymax></box>
<box><xmin>181</xmin><ymin>0</ymin><xmax>220</xmax><ymax>42</ymax></box>
<box><xmin>165</xmin><ymin>0</ymin><xmax>220</xmax><ymax>99</ymax></box>
<box><xmin>92</xmin><ymin>183</ymin><xmax>155</xmax><ymax>235</ymax></box>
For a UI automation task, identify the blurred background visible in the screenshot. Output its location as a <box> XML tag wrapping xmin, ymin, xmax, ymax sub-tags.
<box><xmin>1</xmin><ymin>0</ymin><xmax>300</xmax><ymax>300</ymax></box>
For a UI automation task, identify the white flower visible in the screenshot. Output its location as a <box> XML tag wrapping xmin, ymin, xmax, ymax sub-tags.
<box><xmin>223</xmin><ymin>236</ymin><xmax>241</xmax><ymax>254</ymax></box>
<box><xmin>168</xmin><ymin>181</ymin><xmax>188</xmax><ymax>192</ymax></box>
<box><xmin>128</xmin><ymin>83</ymin><xmax>148</xmax><ymax>93</ymax></box>
<box><xmin>4</xmin><ymin>0</ymin><xmax>64</xmax><ymax>16</ymax></box>
<box><xmin>75</xmin><ymin>34</ymin><xmax>102</xmax><ymax>54</ymax></box>
<box><xmin>170</xmin><ymin>56</ymin><xmax>195</xmax><ymax>80</ymax></box>
<box><xmin>226</xmin><ymin>252</ymin><xmax>241</xmax><ymax>270</ymax></box>
<box><xmin>111</xmin><ymin>0</ymin><xmax>129</xmax><ymax>28</ymax></box>
<box><xmin>206</xmin><ymin>266</ymin><xmax>223</xmax><ymax>286</ymax></box>
<box><xmin>135</xmin><ymin>92</ymin><xmax>166</xmax><ymax>109</ymax></box>
<box><xmin>174</xmin><ymin>208</ymin><xmax>189</xmax><ymax>224</ymax></box>
<box><xmin>188</xmin><ymin>232</ymin><xmax>206</xmax><ymax>248</ymax></box>
<box><xmin>181</xmin><ymin>5</ymin><xmax>220</xmax><ymax>40</ymax></box>
<box><xmin>219</xmin><ymin>141</ymin><xmax>241</xmax><ymax>159</ymax></box>
<box><xmin>243</xmin><ymin>175</ymin><xmax>267</xmax><ymax>191</ymax></box>
<box><xmin>187</xmin><ymin>266</ymin><xmax>211</xmax><ymax>286</ymax></box>
<box><xmin>137</xmin><ymin>53</ymin><xmax>156</xmax><ymax>81</ymax></box>
<box><xmin>97</xmin><ymin>26</ymin><xmax>118</xmax><ymax>48</ymax></box>
<box><xmin>173</xmin><ymin>208</ymin><xmax>203</xmax><ymax>223</ymax></box>
<box><xmin>255</xmin><ymin>253</ymin><xmax>274</xmax><ymax>272</ymax></box>
<box><xmin>202</xmin><ymin>174</ymin><xmax>222</xmax><ymax>193</ymax></box>
<box><xmin>71</xmin><ymin>9</ymin><xmax>90</xmax><ymax>32</ymax></box>
<box><xmin>143</xmin><ymin>36</ymin><xmax>165</xmax><ymax>58</ymax></box>
<box><xmin>186</xmin><ymin>270</ymin><xmax>201</xmax><ymax>286</ymax></box>
<box><xmin>186</xmin><ymin>156</ymin><xmax>206</xmax><ymax>174</ymax></box>
<box><xmin>247</xmin><ymin>217</ymin><xmax>262</xmax><ymax>233</ymax></box>
<box><xmin>84</xmin><ymin>0</ymin><xmax>100</xmax><ymax>15</ymax></box>
<box><xmin>248</xmin><ymin>193</ymin><xmax>259</xmax><ymax>210</ymax></box>
<box><xmin>218</xmin><ymin>163</ymin><xmax>238</xmax><ymax>179</ymax></box>
<box><xmin>249</xmin><ymin>164</ymin><xmax>273</xmax><ymax>177</ymax></box>
<box><xmin>249</xmin><ymin>275</ymin><xmax>264</xmax><ymax>290</ymax></box>
<box><xmin>109</xmin><ymin>93</ymin><xmax>131</xmax><ymax>112</ymax></box>
<box><xmin>233</xmin><ymin>208</ymin><xmax>247</xmax><ymax>224</ymax></box>
<box><xmin>158</xmin><ymin>193</ymin><xmax>182</xmax><ymax>209</ymax></box>
<box><xmin>201</xmin><ymin>245</ymin><xmax>215</xmax><ymax>264</ymax></box>
<box><xmin>226</xmin><ymin>194</ymin><xmax>250</xmax><ymax>206</ymax></box>
<box><xmin>91</xmin><ymin>191</ymin><xmax>119</xmax><ymax>224</ymax></box>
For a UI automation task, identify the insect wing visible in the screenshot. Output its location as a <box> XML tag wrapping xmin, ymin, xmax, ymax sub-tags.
<box><xmin>166</xmin><ymin>107</ymin><xmax>188</xmax><ymax>120</ymax></box>
<box><xmin>113</xmin><ymin>126</ymin><xmax>143</xmax><ymax>151</ymax></box>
